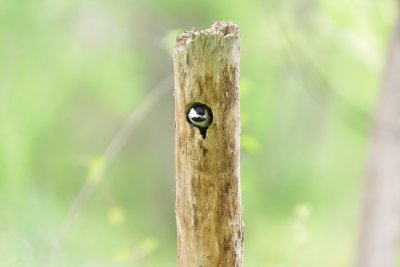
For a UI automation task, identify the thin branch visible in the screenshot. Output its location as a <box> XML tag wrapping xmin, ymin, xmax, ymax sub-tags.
<box><xmin>42</xmin><ymin>75</ymin><xmax>173</xmax><ymax>265</ymax></box>
<box><xmin>102</xmin><ymin>76</ymin><xmax>174</xmax><ymax>162</ymax></box>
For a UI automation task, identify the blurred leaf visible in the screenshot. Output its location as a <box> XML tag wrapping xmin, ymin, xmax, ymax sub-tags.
<box><xmin>107</xmin><ymin>206</ymin><xmax>125</xmax><ymax>226</ymax></box>
<box><xmin>112</xmin><ymin>247</ymin><xmax>133</xmax><ymax>262</ymax></box>
<box><xmin>294</xmin><ymin>203</ymin><xmax>312</xmax><ymax>220</ymax></box>
<box><xmin>87</xmin><ymin>156</ymin><xmax>105</xmax><ymax>183</ymax></box>
<box><xmin>240</xmin><ymin>77</ymin><xmax>252</xmax><ymax>96</ymax></box>
<box><xmin>139</xmin><ymin>237</ymin><xmax>159</xmax><ymax>255</ymax></box>
<box><xmin>241</xmin><ymin>134</ymin><xmax>262</xmax><ymax>154</ymax></box>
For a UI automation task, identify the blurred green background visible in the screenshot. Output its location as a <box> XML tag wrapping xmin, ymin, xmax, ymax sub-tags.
<box><xmin>0</xmin><ymin>0</ymin><xmax>397</xmax><ymax>266</ymax></box>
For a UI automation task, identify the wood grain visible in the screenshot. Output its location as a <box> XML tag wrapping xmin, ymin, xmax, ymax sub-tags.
<box><xmin>174</xmin><ymin>22</ymin><xmax>244</xmax><ymax>267</ymax></box>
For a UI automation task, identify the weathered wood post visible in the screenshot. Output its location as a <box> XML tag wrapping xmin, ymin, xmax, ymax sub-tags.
<box><xmin>173</xmin><ymin>22</ymin><xmax>244</xmax><ymax>266</ymax></box>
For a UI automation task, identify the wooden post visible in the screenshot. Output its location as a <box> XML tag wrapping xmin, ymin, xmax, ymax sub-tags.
<box><xmin>173</xmin><ymin>22</ymin><xmax>244</xmax><ymax>266</ymax></box>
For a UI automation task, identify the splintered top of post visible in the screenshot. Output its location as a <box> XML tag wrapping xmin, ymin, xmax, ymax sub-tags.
<box><xmin>175</xmin><ymin>21</ymin><xmax>239</xmax><ymax>50</ymax></box>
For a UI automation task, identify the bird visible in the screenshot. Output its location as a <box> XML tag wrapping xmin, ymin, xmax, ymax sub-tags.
<box><xmin>187</xmin><ymin>104</ymin><xmax>212</xmax><ymax>128</ymax></box>
<box><xmin>187</xmin><ymin>103</ymin><xmax>213</xmax><ymax>139</ymax></box>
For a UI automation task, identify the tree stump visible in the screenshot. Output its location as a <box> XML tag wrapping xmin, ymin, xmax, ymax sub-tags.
<box><xmin>173</xmin><ymin>22</ymin><xmax>244</xmax><ymax>267</ymax></box>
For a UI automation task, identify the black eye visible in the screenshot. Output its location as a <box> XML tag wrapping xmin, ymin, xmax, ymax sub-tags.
<box><xmin>187</xmin><ymin>103</ymin><xmax>213</xmax><ymax>138</ymax></box>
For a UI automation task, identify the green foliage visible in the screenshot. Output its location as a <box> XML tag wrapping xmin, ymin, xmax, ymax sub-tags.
<box><xmin>0</xmin><ymin>0</ymin><xmax>397</xmax><ymax>266</ymax></box>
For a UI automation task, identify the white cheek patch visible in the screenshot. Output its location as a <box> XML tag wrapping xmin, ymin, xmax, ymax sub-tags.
<box><xmin>188</xmin><ymin>108</ymin><xmax>201</xmax><ymax>121</ymax></box>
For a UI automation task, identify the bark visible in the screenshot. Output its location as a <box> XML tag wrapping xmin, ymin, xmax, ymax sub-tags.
<box><xmin>355</xmin><ymin>17</ymin><xmax>400</xmax><ymax>267</ymax></box>
<box><xmin>173</xmin><ymin>22</ymin><xmax>244</xmax><ymax>267</ymax></box>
